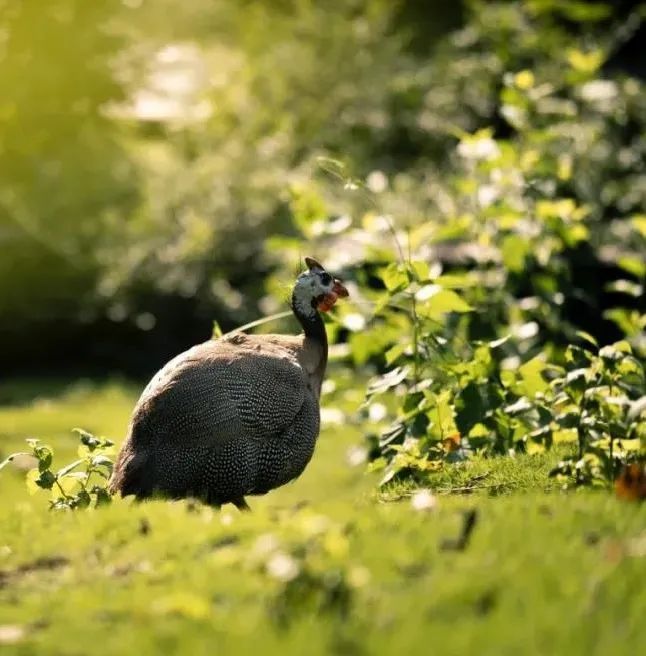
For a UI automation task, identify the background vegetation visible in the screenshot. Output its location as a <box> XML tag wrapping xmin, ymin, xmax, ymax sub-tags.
<box><xmin>2</xmin><ymin>0</ymin><xmax>642</xmax><ymax>375</ymax></box>
<box><xmin>1</xmin><ymin>0</ymin><xmax>645</xmax><ymax>653</ymax></box>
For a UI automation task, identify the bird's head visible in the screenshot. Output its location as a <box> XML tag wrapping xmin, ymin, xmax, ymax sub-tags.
<box><xmin>292</xmin><ymin>256</ymin><xmax>349</xmax><ymax>317</ymax></box>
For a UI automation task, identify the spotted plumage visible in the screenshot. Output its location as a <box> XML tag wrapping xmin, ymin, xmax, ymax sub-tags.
<box><xmin>109</xmin><ymin>257</ymin><xmax>348</xmax><ymax>509</ymax></box>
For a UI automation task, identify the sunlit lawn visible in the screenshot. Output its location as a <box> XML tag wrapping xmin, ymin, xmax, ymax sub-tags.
<box><xmin>1</xmin><ymin>378</ymin><xmax>645</xmax><ymax>655</ymax></box>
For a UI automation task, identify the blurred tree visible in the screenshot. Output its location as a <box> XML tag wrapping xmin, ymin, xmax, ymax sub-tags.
<box><xmin>1</xmin><ymin>0</ymin><xmax>642</xmax><ymax>375</ymax></box>
<box><xmin>0</xmin><ymin>0</ymin><xmax>138</xmax><ymax>368</ymax></box>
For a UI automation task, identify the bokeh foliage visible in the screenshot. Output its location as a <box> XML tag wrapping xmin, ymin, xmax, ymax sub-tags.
<box><xmin>0</xmin><ymin>0</ymin><xmax>643</xmax><ymax>376</ymax></box>
<box><xmin>0</xmin><ymin>0</ymin><xmax>459</xmax><ymax>370</ymax></box>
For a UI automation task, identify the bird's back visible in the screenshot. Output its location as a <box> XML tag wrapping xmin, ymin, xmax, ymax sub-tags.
<box><xmin>110</xmin><ymin>334</ymin><xmax>319</xmax><ymax>502</ymax></box>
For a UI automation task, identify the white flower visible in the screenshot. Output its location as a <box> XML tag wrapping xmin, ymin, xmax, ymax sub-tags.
<box><xmin>266</xmin><ymin>553</ymin><xmax>300</xmax><ymax>582</ymax></box>
<box><xmin>253</xmin><ymin>533</ymin><xmax>279</xmax><ymax>556</ymax></box>
<box><xmin>580</xmin><ymin>80</ymin><xmax>618</xmax><ymax>102</ymax></box>
<box><xmin>346</xmin><ymin>445</ymin><xmax>368</xmax><ymax>467</ymax></box>
<box><xmin>368</xmin><ymin>402</ymin><xmax>387</xmax><ymax>422</ymax></box>
<box><xmin>343</xmin><ymin>313</ymin><xmax>366</xmax><ymax>332</ymax></box>
<box><xmin>457</xmin><ymin>137</ymin><xmax>500</xmax><ymax>161</ymax></box>
<box><xmin>366</xmin><ymin>170</ymin><xmax>388</xmax><ymax>193</ymax></box>
<box><xmin>411</xmin><ymin>489</ymin><xmax>437</xmax><ymax>512</ymax></box>
<box><xmin>321</xmin><ymin>408</ymin><xmax>345</xmax><ymax>425</ymax></box>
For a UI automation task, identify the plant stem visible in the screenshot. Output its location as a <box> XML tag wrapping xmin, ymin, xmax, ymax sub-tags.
<box><xmin>54</xmin><ymin>477</ymin><xmax>72</xmax><ymax>501</ymax></box>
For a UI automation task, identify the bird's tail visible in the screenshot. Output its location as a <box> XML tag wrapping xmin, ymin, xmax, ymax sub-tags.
<box><xmin>109</xmin><ymin>445</ymin><xmax>151</xmax><ymax>498</ymax></box>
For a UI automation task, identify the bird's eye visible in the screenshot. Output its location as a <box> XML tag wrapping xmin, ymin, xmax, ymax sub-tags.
<box><xmin>319</xmin><ymin>272</ymin><xmax>332</xmax><ymax>285</ymax></box>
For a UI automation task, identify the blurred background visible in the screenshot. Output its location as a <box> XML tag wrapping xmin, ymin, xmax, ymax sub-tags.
<box><xmin>1</xmin><ymin>0</ymin><xmax>644</xmax><ymax>379</ymax></box>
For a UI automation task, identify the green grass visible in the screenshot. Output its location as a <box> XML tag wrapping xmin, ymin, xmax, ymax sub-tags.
<box><xmin>1</xmin><ymin>378</ymin><xmax>645</xmax><ymax>655</ymax></box>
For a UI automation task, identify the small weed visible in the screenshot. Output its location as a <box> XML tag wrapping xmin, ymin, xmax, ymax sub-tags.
<box><xmin>1</xmin><ymin>429</ymin><xmax>114</xmax><ymax>510</ymax></box>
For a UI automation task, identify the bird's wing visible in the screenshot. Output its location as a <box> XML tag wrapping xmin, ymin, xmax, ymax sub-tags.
<box><xmin>128</xmin><ymin>338</ymin><xmax>308</xmax><ymax>447</ymax></box>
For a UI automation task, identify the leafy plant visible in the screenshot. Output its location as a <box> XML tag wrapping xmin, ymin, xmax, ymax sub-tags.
<box><xmin>547</xmin><ymin>338</ymin><xmax>645</xmax><ymax>488</ymax></box>
<box><xmin>0</xmin><ymin>429</ymin><xmax>115</xmax><ymax>510</ymax></box>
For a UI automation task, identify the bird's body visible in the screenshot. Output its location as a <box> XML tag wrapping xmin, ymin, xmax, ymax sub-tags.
<box><xmin>109</xmin><ymin>257</ymin><xmax>348</xmax><ymax>509</ymax></box>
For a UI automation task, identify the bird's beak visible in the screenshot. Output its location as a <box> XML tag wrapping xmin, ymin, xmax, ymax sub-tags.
<box><xmin>332</xmin><ymin>279</ymin><xmax>349</xmax><ymax>298</ymax></box>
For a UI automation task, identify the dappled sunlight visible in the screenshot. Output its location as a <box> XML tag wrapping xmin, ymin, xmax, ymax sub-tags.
<box><xmin>1</xmin><ymin>0</ymin><xmax>645</xmax><ymax>653</ymax></box>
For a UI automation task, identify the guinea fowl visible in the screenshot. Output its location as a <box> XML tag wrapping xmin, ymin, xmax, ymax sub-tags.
<box><xmin>109</xmin><ymin>257</ymin><xmax>349</xmax><ymax>510</ymax></box>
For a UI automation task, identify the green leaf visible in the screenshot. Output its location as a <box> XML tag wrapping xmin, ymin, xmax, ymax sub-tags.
<box><xmin>504</xmin><ymin>398</ymin><xmax>533</xmax><ymax>415</ymax></box>
<box><xmin>37</xmin><ymin>449</ymin><xmax>53</xmax><ymax>472</ymax></box>
<box><xmin>565</xmin><ymin>345</ymin><xmax>593</xmax><ymax>368</ymax></box>
<box><xmin>367</xmin><ymin>366</ymin><xmax>410</xmax><ymax>397</ymax></box>
<box><xmin>212</xmin><ymin>320</ymin><xmax>223</xmax><ymax>339</ymax></box>
<box><xmin>74</xmin><ymin>428</ymin><xmax>101</xmax><ymax>451</ymax></box>
<box><xmin>26</xmin><ymin>469</ymin><xmax>41</xmax><ymax>495</ymax></box>
<box><xmin>617</xmin><ymin>256</ymin><xmax>646</xmax><ymax>279</ymax></box>
<box><xmin>93</xmin><ymin>487</ymin><xmax>113</xmax><ymax>507</ymax></box>
<box><xmin>90</xmin><ymin>455</ymin><xmax>114</xmax><ymax>475</ymax></box>
<box><xmin>575</xmin><ymin>331</ymin><xmax>598</xmax><ymax>349</ymax></box>
<box><xmin>601</xmin><ymin>340</ymin><xmax>632</xmax><ymax>359</ymax></box>
<box><xmin>564</xmin><ymin>368</ymin><xmax>589</xmax><ymax>400</ymax></box>
<box><xmin>417</xmin><ymin>288</ymin><xmax>473</xmax><ymax>319</ymax></box>
<box><xmin>455</xmin><ymin>383</ymin><xmax>485</xmax><ymax>435</ymax></box>
<box><xmin>75</xmin><ymin>489</ymin><xmax>92</xmax><ymax>509</ymax></box>
<box><xmin>556</xmin><ymin>411</ymin><xmax>580</xmax><ymax>429</ymax></box>
<box><xmin>501</xmin><ymin>235</ymin><xmax>530</xmax><ymax>273</ymax></box>
<box><xmin>35</xmin><ymin>470</ymin><xmax>56</xmax><ymax>490</ymax></box>
<box><xmin>409</xmin><ymin>260</ymin><xmax>429</xmax><ymax>282</ymax></box>
<box><xmin>56</xmin><ymin>459</ymin><xmax>85</xmax><ymax>479</ymax></box>
<box><xmin>385</xmin><ymin>342</ymin><xmax>408</xmax><ymax>366</ymax></box>
<box><xmin>631</xmin><ymin>215</ymin><xmax>646</xmax><ymax>238</ymax></box>
<box><xmin>381</xmin><ymin>263</ymin><xmax>409</xmax><ymax>292</ymax></box>
<box><xmin>518</xmin><ymin>357</ymin><xmax>549</xmax><ymax>395</ymax></box>
<box><xmin>605</xmin><ymin>280</ymin><xmax>643</xmax><ymax>297</ymax></box>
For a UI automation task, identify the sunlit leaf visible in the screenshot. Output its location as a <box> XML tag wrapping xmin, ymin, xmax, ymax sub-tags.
<box><xmin>417</xmin><ymin>288</ymin><xmax>472</xmax><ymax>319</ymax></box>
<box><xmin>381</xmin><ymin>263</ymin><xmax>409</xmax><ymax>292</ymax></box>
<box><xmin>518</xmin><ymin>357</ymin><xmax>548</xmax><ymax>395</ymax></box>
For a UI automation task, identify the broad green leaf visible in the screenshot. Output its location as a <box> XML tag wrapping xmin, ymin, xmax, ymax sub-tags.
<box><xmin>26</xmin><ymin>469</ymin><xmax>41</xmax><ymax>495</ymax></box>
<box><xmin>409</xmin><ymin>260</ymin><xmax>429</xmax><ymax>282</ymax></box>
<box><xmin>518</xmin><ymin>357</ymin><xmax>549</xmax><ymax>395</ymax></box>
<box><xmin>631</xmin><ymin>214</ymin><xmax>646</xmax><ymax>238</ymax></box>
<box><xmin>605</xmin><ymin>280</ymin><xmax>643</xmax><ymax>297</ymax></box>
<box><xmin>38</xmin><ymin>450</ymin><xmax>53</xmax><ymax>473</ymax></box>
<box><xmin>504</xmin><ymin>398</ymin><xmax>533</xmax><ymax>415</ymax></box>
<box><xmin>90</xmin><ymin>455</ymin><xmax>114</xmax><ymax>472</ymax></box>
<box><xmin>575</xmin><ymin>330</ymin><xmax>598</xmax><ymax>348</ymax></box>
<box><xmin>567</xmin><ymin>48</ymin><xmax>604</xmax><ymax>74</ymax></box>
<box><xmin>54</xmin><ymin>473</ymin><xmax>86</xmax><ymax>497</ymax></box>
<box><xmin>56</xmin><ymin>459</ymin><xmax>85</xmax><ymax>478</ymax></box>
<box><xmin>417</xmin><ymin>288</ymin><xmax>472</xmax><ymax>319</ymax></box>
<box><xmin>74</xmin><ymin>428</ymin><xmax>101</xmax><ymax>451</ymax></box>
<box><xmin>35</xmin><ymin>470</ymin><xmax>56</xmax><ymax>490</ymax></box>
<box><xmin>433</xmin><ymin>274</ymin><xmax>475</xmax><ymax>289</ymax></box>
<box><xmin>600</xmin><ymin>340</ymin><xmax>631</xmax><ymax>363</ymax></box>
<box><xmin>617</xmin><ymin>256</ymin><xmax>646</xmax><ymax>279</ymax></box>
<box><xmin>501</xmin><ymin>235</ymin><xmax>530</xmax><ymax>273</ymax></box>
<box><xmin>381</xmin><ymin>263</ymin><xmax>409</xmax><ymax>292</ymax></box>
<box><xmin>385</xmin><ymin>342</ymin><xmax>408</xmax><ymax>366</ymax></box>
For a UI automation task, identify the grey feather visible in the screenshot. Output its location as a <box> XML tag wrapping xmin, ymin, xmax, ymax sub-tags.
<box><xmin>110</xmin><ymin>333</ymin><xmax>321</xmax><ymax>505</ymax></box>
<box><xmin>110</xmin><ymin>261</ymin><xmax>347</xmax><ymax>507</ymax></box>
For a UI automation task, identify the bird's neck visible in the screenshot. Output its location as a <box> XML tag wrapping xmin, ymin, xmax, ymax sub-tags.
<box><xmin>291</xmin><ymin>294</ymin><xmax>328</xmax><ymax>380</ymax></box>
